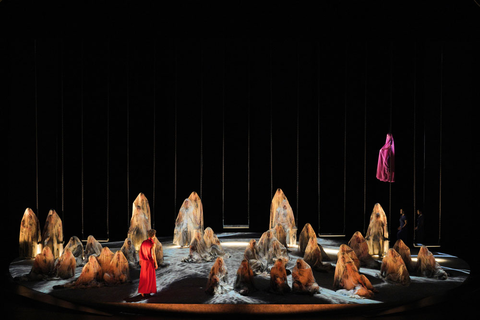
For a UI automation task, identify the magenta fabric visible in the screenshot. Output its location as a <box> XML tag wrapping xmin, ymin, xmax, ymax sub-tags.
<box><xmin>376</xmin><ymin>133</ymin><xmax>395</xmax><ymax>183</ymax></box>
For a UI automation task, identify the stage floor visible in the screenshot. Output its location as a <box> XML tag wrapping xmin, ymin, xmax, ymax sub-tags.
<box><xmin>7</xmin><ymin>232</ymin><xmax>473</xmax><ymax>318</ymax></box>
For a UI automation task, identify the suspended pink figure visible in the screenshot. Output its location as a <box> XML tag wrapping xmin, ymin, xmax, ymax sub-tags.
<box><xmin>376</xmin><ymin>133</ymin><xmax>395</xmax><ymax>183</ymax></box>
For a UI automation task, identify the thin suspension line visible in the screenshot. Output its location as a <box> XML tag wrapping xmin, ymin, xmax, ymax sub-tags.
<box><xmin>174</xmin><ymin>40</ymin><xmax>178</xmax><ymax>220</ymax></box>
<box><xmin>388</xmin><ymin>42</ymin><xmax>393</xmax><ymax>236</ymax></box>
<box><xmin>247</xmin><ymin>41</ymin><xmax>251</xmax><ymax>227</ymax></box>
<box><xmin>439</xmin><ymin>43</ymin><xmax>443</xmax><ymax>243</ymax></box>
<box><xmin>413</xmin><ymin>43</ymin><xmax>417</xmax><ymax>242</ymax></box>
<box><xmin>343</xmin><ymin>42</ymin><xmax>347</xmax><ymax>235</ymax></box>
<box><xmin>296</xmin><ymin>40</ymin><xmax>300</xmax><ymax>228</ymax></box>
<box><xmin>270</xmin><ymin>40</ymin><xmax>273</xmax><ymax>198</ymax></box>
<box><xmin>34</xmin><ymin>40</ymin><xmax>39</xmax><ymax>216</ymax></box>
<box><xmin>152</xmin><ymin>40</ymin><xmax>156</xmax><ymax>229</ymax></box>
<box><xmin>106</xmin><ymin>41</ymin><xmax>111</xmax><ymax>238</ymax></box>
<box><xmin>200</xmin><ymin>42</ymin><xmax>204</xmax><ymax>200</ymax></box>
<box><xmin>317</xmin><ymin>41</ymin><xmax>321</xmax><ymax>234</ymax></box>
<box><xmin>126</xmin><ymin>40</ymin><xmax>130</xmax><ymax>226</ymax></box>
<box><xmin>221</xmin><ymin>40</ymin><xmax>226</xmax><ymax>226</ymax></box>
<box><xmin>81</xmin><ymin>41</ymin><xmax>85</xmax><ymax>240</ymax></box>
<box><xmin>363</xmin><ymin>42</ymin><xmax>368</xmax><ymax>235</ymax></box>
<box><xmin>60</xmin><ymin>40</ymin><xmax>65</xmax><ymax>224</ymax></box>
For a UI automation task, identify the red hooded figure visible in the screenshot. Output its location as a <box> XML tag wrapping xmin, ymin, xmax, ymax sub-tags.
<box><xmin>138</xmin><ymin>229</ymin><xmax>158</xmax><ymax>296</ymax></box>
<box><xmin>376</xmin><ymin>133</ymin><xmax>395</xmax><ymax>183</ymax></box>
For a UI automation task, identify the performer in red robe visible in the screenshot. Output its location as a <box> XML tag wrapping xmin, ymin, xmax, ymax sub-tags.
<box><xmin>138</xmin><ymin>229</ymin><xmax>158</xmax><ymax>296</ymax></box>
<box><xmin>376</xmin><ymin>133</ymin><xmax>395</xmax><ymax>182</ymax></box>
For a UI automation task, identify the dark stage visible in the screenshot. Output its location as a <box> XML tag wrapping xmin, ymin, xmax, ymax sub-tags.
<box><xmin>3</xmin><ymin>38</ymin><xmax>478</xmax><ymax>319</ymax></box>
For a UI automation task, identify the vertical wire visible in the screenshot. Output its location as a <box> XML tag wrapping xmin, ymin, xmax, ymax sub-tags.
<box><xmin>34</xmin><ymin>40</ymin><xmax>39</xmax><ymax>216</ymax></box>
<box><xmin>152</xmin><ymin>39</ymin><xmax>156</xmax><ymax>229</ymax></box>
<box><xmin>126</xmin><ymin>39</ymin><xmax>130</xmax><ymax>226</ymax></box>
<box><xmin>363</xmin><ymin>42</ymin><xmax>368</xmax><ymax>235</ymax></box>
<box><xmin>343</xmin><ymin>42</ymin><xmax>347</xmax><ymax>235</ymax></box>
<box><xmin>439</xmin><ymin>43</ymin><xmax>443</xmax><ymax>244</ymax></box>
<box><xmin>296</xmin><ymin>40</ymin><xmax>300</xmax><ymax>228</ymax></box>
<box><xmin>106</xmin><ymin>41</ymin><xmax>110</xmax><ymax>238</ymax></box>
<box><xmin>388</xmin><ymin>42</ymin><xmax>393</xmax><ymax>237</ymax></box>
<box><xmin>174</xmin><ymin>40</ymin><xmax>178</xmax><ymax>220</ymax></box>
<box><xmin>270</xmin><ymin>40</ymin><xmax>273</xmax><ymax>198</ymax></box>
<box><xmin>60</xmin><ymin>40</ymin><xmax>65</xmax><ymax>224</ymax></box>
<box><xmin>317</xmin><ymin>41</ymin><xmax>321</xmax><ymax>234</ymax></box>
<box><xmin>222</xmin><ymin>41</ymin><xmax>226</xmax><ymax>226</ymax></box>
<box><xmin>81</xmin><ymin>40</ymin><xmax>85</xmax><ymax>240</ymax></box>
<box><xmin>413</xmin><ymin>43</ymin><xmax>417</xmax><ymax>243</ymax></box>
<box><xmin>200</xmin><ymin>42</ymin><xmax>204</xmax><ymax>200</ymax></box>
<box><xmin>247</xmin><ymin>41</ymin><xmax>251</xmax><ymax>227</ymax></box>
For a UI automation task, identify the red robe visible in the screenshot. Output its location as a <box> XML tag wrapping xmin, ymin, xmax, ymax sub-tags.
<box><xmin>138</xmin><ymin>238</ymin><xmax>156</xmax><ymax>294</ymax></box>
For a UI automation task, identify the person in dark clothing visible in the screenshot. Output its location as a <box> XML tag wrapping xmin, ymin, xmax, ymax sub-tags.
<box><xmin>397</xmin><ymin>209</ymin><xmax>407</xmax><ymax>242</ymax></box>
<box><xmin>415</xmin><ymin>210</ymin><xmax>424</xmax><ymax>245</ymax></box>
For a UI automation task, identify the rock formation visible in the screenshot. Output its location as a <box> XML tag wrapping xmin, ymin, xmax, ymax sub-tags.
<box><xmin>64</xmin><ymin>236</ymin><xmax>84</xmax><ymax>266</ymax></box>
<box><xmin>333</xmin><ymin>250</ymin><xmax>377</xmax><ymax>298</ymax></box>
<box><xmin>393</xmin><ymin>239</ymin><xmax>414</xmax><ymax>273</ymax></box>
<box><xmin>120</xmin><ymin>237</ymin><xmax>138</xmax><ymax>266</ymax></box>
<box><xmin>348</xmin><ymin>231</ymin><xmax>380</xmax><ymax>269</ymax></box>
<box><xmin>173</xmin><ymin>192</ymin><xmax>204</xmax><ymax>247</ymax></box>
<box><xmin>29</xmin><ymin>246</ymin><xmax>55</xmax><ymax>280</ymax></box>
<box><xmin>127</xmin><ymin>193</ymin><xmax>152</xmax><ymax>251</ymax></box>
<box><xmin>41</xmin><ymin>209</ymin><xmax>64</xmax><ymax>259</ymax></box>
<box><xmin>243</xmin><ymin>239</ymin><xmax>267</xmax><ymax>274</ymax></box>
<box><xmin>19</xmin><ymin>208</ymin><xmax>42</xmax><ymax>258</ymax></box>
<box><xmin>338</xmin><ymin>244</ymin><xmax>361</xmax><ymax>270</ymax></box>
<box><xmin>104</xmin><ymin>250</ymin><xmax>131</xmax><ymax>285</ymax></box>
<box><xmin>269</xmin><ymin>257</ymin><xmax>290</xmax><ymax>294</ymax></box>
<box><xmin>416</xmin><ymin>246</ymin><xmax>448</xmax><ymax>280</ymax></box>
<box><xmin>292</xmin><ymin>259</ymin><xmax>320</xmax><ymax>295</ymax></box>
<box><xmin>54</xmin><ymin>248</ymin><xmax>76</xmax><ymax>279</ymax></box>
<box><xmin>380</xmin><ymin>248</ymin><xmax>410</xmax><ymax>286</ymax></box>
<box><xmin>84</xmin><ymin>235</ymin><xmax>102</xmax><ymax>258</ymax></box>
<box><xmin>97</xmin><ymin>247</ymin><xmax>114</xmax><ymax>279</ymax></box>
<box><xmin>203</xmin><ymin>227</ymin><xmax>225</xmax><ymax>256</ymax></box>
<box><xmin>269</xmin><ymin>188</ymin><xmax>297</xmax><ymax>247</ymax></box>
<box><xmin>205</xmin><ymin>257</ymin><xmax>229</xmax><ymax>295</ymax></box>
<box><xmin>73</xmin><ymin>255</ymin><xmax>103</xmax><ymax>288</ymax></box>
<box><xmin>234</xmin><ymin>259</ymin><xmax>256</xmax><ymax>295</ymax></box>
<box><xmin>365</xmin><ymin>203</ymin><xmax>388</xmax><ymax>257</ymax></box>
<box><xmin>303</xmin><ymin>237</ymin><xmax>333</xmax><ymax>272</ymax></box>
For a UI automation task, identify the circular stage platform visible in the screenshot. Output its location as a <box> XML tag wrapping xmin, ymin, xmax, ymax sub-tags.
<box><xmin>5</xmin><ymin>232</ymin><xmax>478</xmax><ymax>320</ymax></box>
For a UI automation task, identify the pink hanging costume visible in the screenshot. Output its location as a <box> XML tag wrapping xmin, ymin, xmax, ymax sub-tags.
<box><xmin>376</xmin><ymin>133</ymin><xmax>395</xmax><ymax>183</ymax></box>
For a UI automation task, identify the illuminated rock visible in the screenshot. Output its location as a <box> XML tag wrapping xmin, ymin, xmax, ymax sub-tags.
<box><xmin>365</xmin><ymin>203</ymin><xmax>388</xmax><ymax>257</ymax></box>
<box><xmin>333</xmin><ymin>251</ymin><xmax>377</xmax><ymax>298</ymax></box>
<box><xmin>298</xmin><ymin>223</ymin><xmax>316</xmax><ymax>256</ymax></box>
<box><xmin>97</xmin><ymin>247</ymin><xmax>114</xmax><ymax>279</ymax></box>
<box><xmin>269</xmin><ymin>188</ymin><xmax>297</xmax><ymax>246</ymax></box>
<box><xmin>203</xmin><ymin>227</ymin><xmax>225</xmax><ymax>256</ymax></box>
<box><xmin>256</xmin><ymin>229</ymin><xmax>275</xmax><ymax>258</ymax></box>
<box><xmin>348</xmin><ymin>231</ymin><xmax>380</xmax><ymax>269</ymax></box>
<box><xmin>183</xmin><ymin>230</ymin><xmax>212</xmax><ymax>262</ymax></box>
<box><xmin>338</xmin><ymin>244</ymin><xmax>360</xmax><ymax>270</ymax></box>
<box><xmin>272</xmin><ymin>224</ymin><xmax>287</xmax><ymax>248</ymax></box>
<box><xmin>292</xmin><ymin>259</ymin><xmax>320</xmax><ymax>295</ymax></box>
<box><xmin>127</xmin><ymin>193</ymin><xmax>151</xmax><ymax>251</ymax></box>
<box><xmin>416</xmin><ymin>246</ymin><xmax>448</xmax><ymax>280</ymax></box>
<box><xmin>29</xmin><ymin>246</ymin><xmax>55</xmax><ymax>280</ymax></box>
<box><xmin>380</xmin><ymin>248</ymin><xmax>410</xmax><ymax>286</ymax></box>
<box><xmin>269</xmin><ymin>258</ymin><xmax>290</xmax><ymax>294</ymax></box>
<box><xmin>243</xmin><ymin>239</ymin><xmax>267</xmax><ymax>274</ymax></box>
<box><xmin>267</xmin><ymin>238</ymin><xmax>289</xmax><ymax>264</ymax></box>
<box><xmin>120</xmin><ymin>237</ymin><xmax>138</xmax><ymax>266</ymax></box>
<box><xmin>303</xmin><ymin>237</ymin><xmax>333</xmax><ymax>272</ymax></box>
<box><xmin>173</xmin><ymin>192</ymin><xmax>204</xmax><ymax>247</ymax></box>
<box><xmin>104</xmin><ymin>250</ymin><xmax>130</xmax><ymax>285</ymax></box>
<box><xmin>393</xmin><ymin>239</ymin><xmax>414</xmax><ymax>272</ymax></box>
<box><xmin>234</xmin><ymin>259</ymin><xmax>256</xmax><ymax>295</ymax></box>
<box><xmin>55</xmin><ymin>248</ymin><xmax>76</xmax><ymax>279</ymax></box>
<box><xmin>64</xmin><ymin>236</ymin><xmax>84</xmax><ymax>266</ymax></box>
<box><xmin>74</xmin><ymin>255</ymin><xmax>102</xmax><ymax>287</ymax></box>
<box><xmin>41</xmin><ymin>209</ymin><xmax>64</xmax><ymax>259</ymax></box>
<box><xmin>19</xmin><ymin>208</ymin><xmax>42</xmax><ymax>258</ymax></box>
<box><xmin>205</xmin><ymin>257</ymin><xmax>229</xmax><ymax>295</ymax></box>
<box><xmin>154</xmin><ymin>236</ymin><xmax>165</xmax><ymax>267</ymax></box>
<box><xmin>84</xmin><ymin>235</ymin><xmax>102</xmax><ymax>258</ymax></box>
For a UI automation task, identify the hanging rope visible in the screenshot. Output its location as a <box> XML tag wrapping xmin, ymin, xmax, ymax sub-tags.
<box><xmin>363</xmin><ymin>42</ymin><xmax>368</xmax><ymax>235</ymax></box>
<box><xmin>200</xmin><ymin>42</ymin><xmax>204</xmax><ymax>200</ymax></box>
<box><xmin>126</xmin><ymin>40</ymin><xmax>130</xmax><ymax>227</ymax></box>
<box><xmin>106</xmin><ymin>41</ymin><xmax>111</xmax><ymax>238</ymax></box>
<box><xmin>270</xmin><ymin>40</ymin><xmax>273</xmax><ymax>198</ymax></box>
<box><xmin>34</xmin><ymin>40</ymin><xmax>39</xmax><ymax>217</ymax></box>
<box><xmin>221</xmin><ymin>40</ymin><xmax>226</xmax><ymax>226</ymax></box>
<box><xmin>174</xmin><ymin>40</ymin><xmax>178</xmax><ymax>221</ymax></box>
<box><xmin>413</xmin><ymin>43</ymin><xmax>417</xmax><ymax>243</ymax></box>
<box><xmin>439</xmin><ymin>43</ymin><xmax>443</xmax><ymax>244</ymax></box>
<box><xmin>152</xmin><ymin>40</ymin><xmax>156</xmax><ymax>230</ymax></box>
<box><xmin>81</xmin><ymin>41</ymin><xmax>85</xmax><ymax>240</ymax></box>
<box><xmin>388</xmin><ymin>42</ymin><xmax>393</xmax><ymax>237</ymax></box>
<box><xmin>317</xmin><ymin>41</ymin><xmax>321</xmax><ymax>234</ymax></box>
<box><xmin>247</xmin><ymin>41</ymin><xmax>251</xmax><ymax>227</ymax></box>
<box><xmin>60</xmin><ymin>40</ymin><xmax>65</xmax><ymax>224</ymax></box>
<box><xmin>343</xmin><ymin>42</ymin><xmax>348</xmax><ymax>236</ymax></box>
<box><xmin>296</xmin><ymin>40</ymin><xmax>300</xmax><ymax>228</ymax></box>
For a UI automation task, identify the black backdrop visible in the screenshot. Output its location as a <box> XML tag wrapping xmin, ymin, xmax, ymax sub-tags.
<box><xmin>5</xmin><ymin>39</ymin><xmax>474</xmax><ymax>268</ymax></box>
